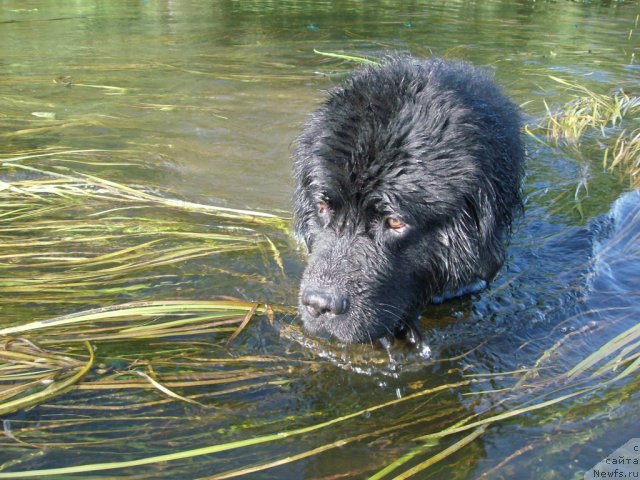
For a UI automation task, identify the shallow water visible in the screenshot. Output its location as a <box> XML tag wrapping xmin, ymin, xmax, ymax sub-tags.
<box><xmin>1</xmin><ymin>1</ymin><xmax>640</xmax><ymax>479</ymax></box>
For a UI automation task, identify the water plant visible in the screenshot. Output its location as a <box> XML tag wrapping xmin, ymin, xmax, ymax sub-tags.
<box><xmin>1</xmin><ymin>81</ymin><xmax>638</xmax><ymax>478</ymax></box>
<box><xmin>542</xmin><ymin>76</ymin><xmax>640</xmax><ymax>145</ymax></box>
<box><xmin>534</xmin><ymin>76</ymin><xmax>640</xmax><ymax>189</ymax></box>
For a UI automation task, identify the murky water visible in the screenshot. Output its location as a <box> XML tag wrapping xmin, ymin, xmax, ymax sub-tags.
<box><xmin>1</xmin><ymin>1</ymin><xmax>639</xmax><ymax>479</ymax></box>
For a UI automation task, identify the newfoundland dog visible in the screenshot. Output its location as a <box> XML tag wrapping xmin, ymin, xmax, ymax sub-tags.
<box><xmin>293</xmin><ymin>56</ymin><xmax>524</xmax><ymax>345</ymax></box>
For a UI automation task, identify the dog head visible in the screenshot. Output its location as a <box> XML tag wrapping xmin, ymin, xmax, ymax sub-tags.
<box><xmin>293</xmin><ymin>58</ymin><xmax>522</xmax><ymax>344</ymax></box>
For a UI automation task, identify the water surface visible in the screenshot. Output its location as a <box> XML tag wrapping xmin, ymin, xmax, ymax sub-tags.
<box><xmin>1</xmin><ymin>1</ymin><xmax>639</xmax><ymax>479</ymax></box>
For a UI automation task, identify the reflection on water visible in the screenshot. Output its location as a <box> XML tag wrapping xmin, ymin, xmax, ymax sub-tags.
<box><xmin>1</xmin><ymin>0</ymin><xmax>639</xmax><ymax>478</ymax></box>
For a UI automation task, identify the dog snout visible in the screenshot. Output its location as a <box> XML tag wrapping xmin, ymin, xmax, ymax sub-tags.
<box><xmin>301</xmin><ymin>288</ymin><xmax>350</xmax><ymax>317</ymax></box>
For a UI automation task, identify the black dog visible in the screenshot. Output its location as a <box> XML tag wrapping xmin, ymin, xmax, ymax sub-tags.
<box><xmin>293</xmin><ymin>57</ymin><xmax>524</xmax><ymax>344</ymax></box>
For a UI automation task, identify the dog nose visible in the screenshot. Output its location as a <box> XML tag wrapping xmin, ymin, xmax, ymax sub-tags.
<box><xmin>301</xmin><ymin>288</ymin><xmax>349</xmax><ymax>317</ymax></box>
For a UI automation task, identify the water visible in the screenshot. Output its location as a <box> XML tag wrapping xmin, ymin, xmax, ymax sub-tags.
<box><xmin>1</xmin><ymin>1</ymin><xmax>639</xmax><ymax>479</ymax></box>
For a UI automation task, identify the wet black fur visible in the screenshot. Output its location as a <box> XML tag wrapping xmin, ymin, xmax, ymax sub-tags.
<box><xmin>293</xmin><ymin>56</ymin><xmax>524</xmax><ymax>344</ymax></box>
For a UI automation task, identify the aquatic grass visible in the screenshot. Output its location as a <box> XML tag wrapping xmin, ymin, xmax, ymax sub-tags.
<box><xmin>0</xmin><ymin>300</ymin><xmax>297</xmax><ymax>438</ymax></box>
<box><xmin>313</xmin><ymin>49</ymin><xmax>382</xmax><ymax>66</ymax></box>
<box><xmin>0</xmin><ymin>301</ymin><xmax>271</xmax><ymax>341</ymax></box>
<box><xmin>1</xmin><ymin>150</ymin><xmax>288</xmax><ymax>226</ymax></box>
<box><xmin>206</xmin><ymin>409</ymin><xmax>469</xmax><ymax>480</ymax></box>
<box><xmin>0</xmin><ymin>318</ymin><xmax>635</xmax><ymax>470</ymax></box>
<box><xmin>52</xmin><ymin>77</ymin><xmax>127</xmax><ymax>95</ymax></box>
<box><xmin>0</xmin><ymin>342</ymin><xmax>94</xmax><ymax>416</ymax></box>
<box><xmin>0</xmin><ymin>381</ymin><xmax>472</xmax><ymax>478</ymax></box>
<box><xmin>0</xmin><ymin>237</ymin><xmax>258</xmax><ymax>303</ymax></box>
<box><xmin>0</xmin><ymin>150</ymin><xmax>291</xmax><ymax>310</ymax></box>
<box><xmin>1</xmin><ymin>150</ymin><xmax>638</xmax><ymax>478</ymax></box>
<box><xmin>530</xmin><ymin>76</ymin><xmax>640</xmax><ymax>210</ymax></box>
<box><xmin>603</xmin><ymin>128</ymin><xmax>640</xmax><ymax>187</ymax></box>
<box><xmin>368</xmin><ymin>416</ymin><xmax>479</xmax><ymax>480</ymax></box>
<box><xmin>3</xmin><ymin>300</ymin><xmax>638</xmax><ymax>479</ymax></box>
<box><xmin>41</xmin><ymin>379</ymin><xmax>291</xmax><ymax>414</ymax></box>
<box><xmin>0</xmin><ymin>339</ymin><xmax>630</xmax><ymax>480</ymax></box>
<box><xmin>366</xmin><ymin>321</ymin><xmax>640</xmax><ymax>477</ymax></box>
<box><xmin>566</xmin><ymin>320</ymin><xmax>640</xmax><ymax>380</ymax></box>
<box><xmin>541</xmin><ymin>76</ymin><xmax>640</xmax><ymax>144</ymax></box>
<box><xmin>0</xmin><ymin>149</ymin><xmax>304</xmax><ymax>461</ymax></box>
<box><xmin>376</xmin><ymin>426</ymin><xmax>487</xmax><ymax>480</ymax></box>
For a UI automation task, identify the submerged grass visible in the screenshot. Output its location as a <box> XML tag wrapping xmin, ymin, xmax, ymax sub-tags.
<box><xmin>541</xmin><ymin>76</ymin><xmax>640</xmax><ymax>144</ymax></box>
<box><xmin>313</xmin><ymin>49</ymin><xmax>382</xmax><ymax>66</ymax></box>
<box><xmin>0</xmin><ymin>144</ymin><xmax>638</xmax><ymax>477</ymax></box>
<box><xmin>2</xmin><ymin>318</ymin><xmax>638</xmax><ymax>479</ymax></box>
<box><xmin>0</xmin><ymin>300</ymin><xmax>280</xmax><ymax>339</ymax></box>
<box><xmin>0</xmin><ymin>150</ymin><xmax>289</xmax><ymax>306</ymax></box>
<box><xmin>532</xmin><ymin>76</ymin><xmax>640</xmax><ymax>190</ymax></box>
<box><xmin>0</xmin><ymin>300</ymin><xmax>293</xmax><ymax>418</ymax></box>
<box><xmin>0</xmin><ymin>342</ymin><xmax>94</xmax><ymax>417</ymax></box>
<box><xmin>604</xmin><ymin>128</ymin><xmax>640</xmax><ymax>187</ymax></box>
<box><xmin>0</xmin><ymin>149</ymin><xmax>298</xmax><ymax>434</ymax></box>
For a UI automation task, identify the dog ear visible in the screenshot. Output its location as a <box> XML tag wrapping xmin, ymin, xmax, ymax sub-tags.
<box><xmin>292</xmin><ymin>137</ymin><xmax>317</xmax><ymax>252</ymax></box>
<box><xmin>466</xmin><ymin>188</ymin><xmax>505</xmax><ymax>281</ymax></box>
<box><xmin>292</xmin><ymin>187</ymin><xmax>315</xmax><ymax>252</ymax></box>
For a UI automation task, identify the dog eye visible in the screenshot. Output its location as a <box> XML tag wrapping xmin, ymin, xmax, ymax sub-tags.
<box><xmin>317</xmin><ymin>201</ymin><xmax>330</xmax><ymax>215</ymax></box>
<box><xmin>385</xmin><ymin>217</ymin><xmax>407</xmax><ymax>233</ymax></box>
